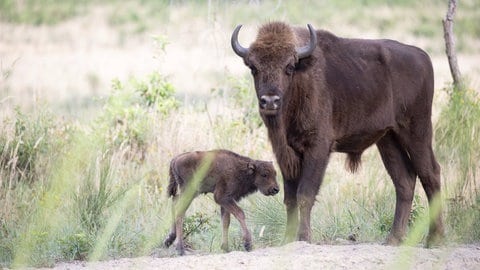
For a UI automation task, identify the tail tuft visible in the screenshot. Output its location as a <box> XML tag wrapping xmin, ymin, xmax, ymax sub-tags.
<box><xmin>167</xmin><ymin>159</ymin><xmax>178</xmax><ymax>197</ymax></box>
<box><xmin>346</xmin><ymin>152</ymin><xmax>362</xmax><ymax>173</ymax></box>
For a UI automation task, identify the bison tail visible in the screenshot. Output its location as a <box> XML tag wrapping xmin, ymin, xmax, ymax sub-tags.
<box><xmin>346</xmin><ymin>152</ymin><xmax>362</xmax><ymax>173</ymax></box>
<box><xmin>167</xmin><ymin>160</ymin><xmax>178</xmax><ymax>197</ymax></box>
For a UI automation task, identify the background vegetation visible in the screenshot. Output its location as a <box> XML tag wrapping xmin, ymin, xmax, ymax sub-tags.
<box><xmin>1</xmin><ymin>0</ymin><xmax>479</xmax><ymax>267</ymax></box>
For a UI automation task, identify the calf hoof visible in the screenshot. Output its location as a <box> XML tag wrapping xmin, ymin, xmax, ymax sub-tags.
<box><xmin>244</xmin><ymin>241</ymin><xmax>252</xmax><ymax>252</ymax></box>
<box><xmin>163</xmin><ymin>234</ymin><xmax>176</xmax><ymax>248</ymax></box>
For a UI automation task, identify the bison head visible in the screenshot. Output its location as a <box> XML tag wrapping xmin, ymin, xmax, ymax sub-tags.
<box><xmin>248</xmin><ymin>161</ymin><xmax>279</xmax><ymax>196</ymax></box>
<box><xmin>231</xmin><ymin>22</ymin><xmax>317</xmax><ymax>116</ymax></box>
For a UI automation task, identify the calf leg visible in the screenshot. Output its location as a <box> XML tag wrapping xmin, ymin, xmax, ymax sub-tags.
<box><xmin>218</xmin><ymin>199</ymin><xmax>252</xmax><ymax>251</ymax></box>
<box><xmin>174</xmin><ymin>193</ymin><xmax>196</xmax><ymax>255</ymax></box>
<box><xmin>376</xmin><ymin>132</ymin><xmax>417</xmax><ymax>245</ymax></box>
<box><xmin>163</xmin><ymin>197</ymin><xmax>177</xmax><ymax>248</ymax></box>
<box><xmin>163</xmin><ymin>196</ymin><xmax>178</xmax><ymax>248</ymax></box>
<box><xmin>220</xmin><ymin>206</ymin><xmax>231</xmax><ymax>252</ymax></box>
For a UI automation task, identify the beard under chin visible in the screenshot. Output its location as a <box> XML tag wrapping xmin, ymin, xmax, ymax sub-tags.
<box><xmin>260</xmin><ymin>111</ymin><xmax>281</xmax><ymax>128</ymax></box>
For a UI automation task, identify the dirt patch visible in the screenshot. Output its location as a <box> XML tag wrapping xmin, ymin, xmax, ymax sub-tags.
<box><xmin>44</xmin><ymin>242</ymin><xmax>480</xmax><ymax>270</ymax></box>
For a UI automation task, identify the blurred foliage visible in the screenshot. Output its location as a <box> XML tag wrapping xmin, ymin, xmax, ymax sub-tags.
<box><xmin>0</xmin><ymin>0</ymin><xmax>89</xmax><ymax>25</ymax></box>
<box><xmin>97</xmin><ymin>72</ymin><xmax>179</xmax><ymax>158</ymax></box>
<box><xmin>0</xmin><ymin>106</ymin><xmax>70</xmax><ymax>184</ymax></box>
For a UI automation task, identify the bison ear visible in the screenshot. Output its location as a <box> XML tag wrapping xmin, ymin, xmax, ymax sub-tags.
<box><xmin>295</xmin><ymin>56</ymin><xmax>314</xmax><ymax>72</ymax></box>
<box><xmin>247</xmin><ymin>163</ymin><xmax>255</xmax><ymax>175</ymax></box>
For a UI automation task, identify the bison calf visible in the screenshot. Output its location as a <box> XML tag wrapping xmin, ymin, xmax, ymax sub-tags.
<box><xmin>163</xmin><ymin>149</ymin><xmax>279</xmax><ymax>255</ymax></box>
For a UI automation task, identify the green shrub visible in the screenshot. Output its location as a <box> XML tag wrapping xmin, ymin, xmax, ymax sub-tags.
<box><xmin>435</xmin><ymin>86</ymin><xmax>480</xmax><ymax>242</ymax></box>
<box><xmin>435</xmin><ymin>87</ymin><xmax>480</xmax><ymax>203</ymax></box>
<box><xmin>97</xmin><ymin>72</ymin><xmax>179</xmax><ymax>157</ymax></box>
<box><xmin>0</xmin><ymin>107</ymin><xmax>64</xmax><ymax>184</ymax></box>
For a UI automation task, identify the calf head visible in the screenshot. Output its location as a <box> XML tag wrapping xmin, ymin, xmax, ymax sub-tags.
<box><xmin>248</xmin><ymin>161</ymin><xmax>279</xmax><ymax>196</ymax></box>
<box><xmin>231</xmin><ymin>22</ymin><xmax>317</xmax><ymax>116</ymax></box>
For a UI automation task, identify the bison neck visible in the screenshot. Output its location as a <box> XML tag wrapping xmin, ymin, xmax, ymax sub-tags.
<box><xmin>261</xmin><ymin>76</ymin><xmax>330</xmax><ymax>181</ymax></box>
<box><xmin>262</xmin><ymin>114</ymin><xmax>303</xmax><ymax>181</ymax></box>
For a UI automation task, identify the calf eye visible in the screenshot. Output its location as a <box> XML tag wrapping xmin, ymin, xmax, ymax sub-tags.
<box><xmin>261</xmin><ymin>173</ymin><xmax>268</xmax><ymax>177</ymax></box>
<box><xmin>285</xmin><ymin>64</ymin><xmax>295</xmax><ymax>75</ymax></box>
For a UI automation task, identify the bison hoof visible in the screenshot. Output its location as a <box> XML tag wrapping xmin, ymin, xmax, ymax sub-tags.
<box><xmin>176</xmin><ymin>244</ymin><xmax>186</xmax><ymax>256</ymax></box>
<box><xmin>384</xmin><ymin>234</ymin><xmax>402</xmax><ymax>246</ymax></box>
<box><xmin>426</xmin><ymin>232</ymin><xmax>444</xmax><ymax>248</ymax></box>
<box><xmin>163</xmin><ymin>234</ymin><xmax>176</xmax><ymax>248</ymax></box>
<box><xmin>297</xmin><ymin>232</ymin><xmax>311</xmax><ymax>243</ymax></box>
<box><xmin>244</xmin><ymin>242</ymin><xmax>252</xmax><ymax>252</ymax></box>
<box><xmin>176</xmin><ymin>248</ymin><xmax>185</xmax><ymax>256</ymax></box>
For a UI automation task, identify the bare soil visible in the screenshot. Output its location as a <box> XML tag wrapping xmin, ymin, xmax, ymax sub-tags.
<box><xmin>46</xmin><ymin>242</ymin><xmax>480</xmax><ymax>270</ymax></box>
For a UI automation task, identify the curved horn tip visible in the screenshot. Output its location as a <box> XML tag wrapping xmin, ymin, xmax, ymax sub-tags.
<box><xmin>296</xmin><ymin>24</ymin><xmax>317</xmax><ymax>59</ymax></box>
<box><xmin>231</xmin><ymin>24</ymin><xmax>249</xmax><ymax>58</ymax></box>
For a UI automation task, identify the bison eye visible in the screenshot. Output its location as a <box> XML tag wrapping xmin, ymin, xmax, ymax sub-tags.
<box><xmin>261</xmin><ymin>173</ymin><xmax>268</xmax><ymax>178</ymax></box>
<box><xmin>250</xmin><ymin>65</ymin><xmax>258</xmax><ymax>76</ymax></box>
<box><xmin>285</xmin><ymin>64</ymin><xmax>295</xmax><ymax>75</ymax></box>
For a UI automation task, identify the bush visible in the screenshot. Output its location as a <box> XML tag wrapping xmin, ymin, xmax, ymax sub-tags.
<box><xmin>0</xmin><ymin>107</ymin><xmax>65</xmax><ymax>184</ymax></box>
<box><xmin>435</xmin><ymin>86</ymin><xmax>480</xmax><ymax>242</ymax></box>
<box><xmin>97</xmin><ymin>72</ymin><xmax>180</xmax><ymax>159</ymax></box>
<box><xmin>435</xmin><ymin>87</ymin><xmax>480</xmax><ymax>203</ymax></box>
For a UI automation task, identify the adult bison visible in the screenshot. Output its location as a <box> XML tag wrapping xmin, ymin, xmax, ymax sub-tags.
<box><xmin>231</xmin><ymin>21</ymin><xmax>443</xmax><ymax>246</ymax></box>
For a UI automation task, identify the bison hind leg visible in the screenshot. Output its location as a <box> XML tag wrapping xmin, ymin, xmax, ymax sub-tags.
<box><xmin>346</xmin><ymin>152</ymin><xmax>362</xmax><ymax>173</ymax></box>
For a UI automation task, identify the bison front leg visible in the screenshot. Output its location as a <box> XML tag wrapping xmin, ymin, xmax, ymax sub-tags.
<box><xmin>220</xmin><ymin>206</ymin><xmax>231</xmax><ymax>252</ymax></box>
<box><xmin>283</xmin><ymin>179</ymin><xmax>299</xmax><ymax>243</ymax></box>
<box><xmin>296</xmin><ymin>147</ymin><xmax>329</xmax><ymax>242</ymax></box>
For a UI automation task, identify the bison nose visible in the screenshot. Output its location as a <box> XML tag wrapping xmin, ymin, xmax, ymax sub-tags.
<box><xmin>260</xmin><ymin>95</ymin><xmax>281</xmax><ymax>110</ymax></box>
<box><xmin>270</xmin><ymin>186</ymin><xmax>280</xmax><ymax>195</ymax></box>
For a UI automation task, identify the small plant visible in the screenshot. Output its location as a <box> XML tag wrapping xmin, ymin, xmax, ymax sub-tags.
<box><xmin>58</xmin><ymin>232</ymin><xmax>91</xmax><ymax>261</ymax></box>
<box><xmin>73</xmin><ymin>157</ymin><xmax>126</xmax><ymax>234</ymax></box>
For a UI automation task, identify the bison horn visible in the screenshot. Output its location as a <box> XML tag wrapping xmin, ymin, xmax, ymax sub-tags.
<box><xmin>231</xmin><ymin>25</ymin><xmax>249</xmax><ymax>58</ymax></box>
<box><xmin>296</xmin><ymin>24</ymin><xmax>317</xmax><ymax>59</ymax></box>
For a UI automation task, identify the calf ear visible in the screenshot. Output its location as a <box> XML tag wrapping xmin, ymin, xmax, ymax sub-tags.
<box><xmin>247</xmin><ymin>163</ymin><xmax>255</xmax><ymax>175</ymax></box>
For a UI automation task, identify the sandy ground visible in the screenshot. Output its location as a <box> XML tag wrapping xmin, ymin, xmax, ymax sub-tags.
<box><xmin>43</xmin><ymin>241</ymin><xmax>480</xmax><ymax>270</ymax></box>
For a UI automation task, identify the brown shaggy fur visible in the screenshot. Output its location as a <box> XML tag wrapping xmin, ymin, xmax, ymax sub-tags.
<box><xmin>163</xmin><ymin>149</ymin><xmax>279</xmax><ymax>255</ymax></box>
